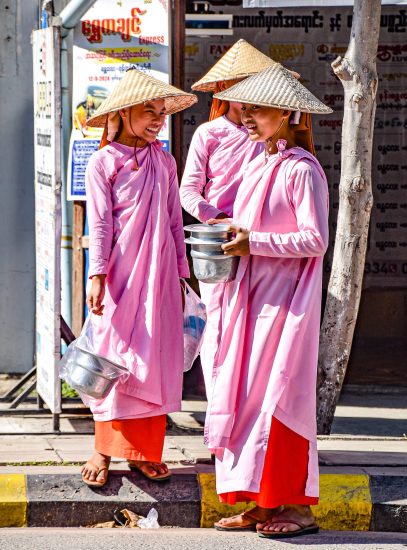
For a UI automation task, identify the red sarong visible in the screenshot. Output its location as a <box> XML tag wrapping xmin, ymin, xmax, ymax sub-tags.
<box><xmin>219</xmin><ymin>417</ymin><xmax>319</xmax><ymax>508</ymax></box>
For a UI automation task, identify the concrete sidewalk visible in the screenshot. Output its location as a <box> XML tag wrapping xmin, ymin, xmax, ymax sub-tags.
<box><xmin>0</xmin><ymin>389</ymin><xmax>406</xmax><ymax>531</ymax></box>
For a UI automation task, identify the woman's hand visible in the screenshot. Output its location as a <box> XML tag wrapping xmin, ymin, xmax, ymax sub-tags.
<box><xmin>221</xmin><ymin>225</ymin><xmax>250</xmax><ymax>257</ymax></box>
<box><xmin>207</xmin><ymin>217</ymin><xmax>232</xmax><ymax>225</ymax></box>
<box><xmin>86</xmin><ymin>274</ymin><xmax>106</xmax><ymax>316</ymax></box>
<box><xmin>215</xmin><ymin>212</ymin><xmax>229</xmax><ymax>220</ymax></box>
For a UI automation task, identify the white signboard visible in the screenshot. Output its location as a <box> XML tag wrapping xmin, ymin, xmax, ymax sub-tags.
<box><xmin>68</xmin><ymin>0</ymin><xmax>171</xmax><ymax>200</ymax></box>
<box><xmin>185</xmin><ymin>4</ymin><xmax>407</xmax><ymax>288</ymax></box>
<box><xmin>33</xmin><ymin>26</ymin><xmax>62</xmax><ymax>413</ymax></box>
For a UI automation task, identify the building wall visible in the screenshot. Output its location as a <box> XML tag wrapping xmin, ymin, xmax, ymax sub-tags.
<box><xmin>0</xmin><ymin>0</ymin><xmax>38</xmax><ymax>373</ymax></box>
<box><xmin>183</xmin><ymin>2</ymin><xmax>407</xmax><ymax>387</ymax></box>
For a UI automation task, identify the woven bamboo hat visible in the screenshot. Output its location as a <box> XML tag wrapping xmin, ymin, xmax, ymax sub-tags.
<box><xmin>191</xmin><ymin>39</ymin><xmax>279</xmax><ymax>92</ymax></box>
<box><xmin>87</xmin><ymin>68</ymin><xmax>197</xmax><ymax>127</ymax></box>
<box><xmin>213</xmin><ymin>63</ymin><xmax>333</xmax><ymax>114</ymax></box>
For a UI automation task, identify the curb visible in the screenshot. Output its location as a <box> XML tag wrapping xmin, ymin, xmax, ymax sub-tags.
<box><xmin>0</xmin><ymin>472</ymin><xmax>405</xmax><ymax>531</ymax></box>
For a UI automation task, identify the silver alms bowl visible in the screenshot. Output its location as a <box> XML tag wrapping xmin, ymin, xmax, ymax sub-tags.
<box><xmin>184</xmin><ymin>223</ymin><xmax>239</xmax><ymax>284</ymax></box>
<box><xmin>69</xmin><ymin>346</ymin><xmax>128</xmax><ymax>399</ymax></box>
<box><xmin>190</xmin><ymin>251</ymin><xmax>239</xmax><ymax>284</ymax></box>
<box><xmin>184</xmin><ymin>223</ymin><xmax>233</xmax><ymax>242</ymax></box>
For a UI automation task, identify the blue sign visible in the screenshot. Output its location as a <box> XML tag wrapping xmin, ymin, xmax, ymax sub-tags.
<box><xmin>69</xmin><ymin>139</ymin><xmax>100</xmax><ymax>199</ymax></box>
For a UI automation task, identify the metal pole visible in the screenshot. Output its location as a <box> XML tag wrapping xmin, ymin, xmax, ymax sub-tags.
<box><xmin>59</xmin><ymin>0</ymin><xmax>96</xmax><ymax>37</ymax></box>
<box><xmin>60</xmin><ymin>35</ymin><xmax>73</xmax><ymax>330</ymax></box>
<box><xmin>56</xmin><ymin>0</ymin><xmax>96</xmax><ymax>329</ymax></box>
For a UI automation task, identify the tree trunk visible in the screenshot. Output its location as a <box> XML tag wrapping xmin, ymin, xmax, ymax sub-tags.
<box><xmin>316</xmin><ymin>0</ymin><xmax>381</xmax><ymax>435</ymax></box>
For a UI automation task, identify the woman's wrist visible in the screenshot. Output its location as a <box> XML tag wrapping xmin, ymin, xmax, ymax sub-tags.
<box><xmin>91</xmin><ymin>273</ymin><xmax>106</xmax><ymax>282</ymax></box>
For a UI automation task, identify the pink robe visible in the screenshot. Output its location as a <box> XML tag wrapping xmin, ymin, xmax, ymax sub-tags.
<box><xmin>85</xmin><ymin>140</ymin><xmax>189</xmax><ymax>421</ymax></box>
<box><xmin>205</xmin><ymin>146</ymin><xmax>329</xmax><ymax>498</ymax></box>
<box><xmin>180</xmin><ymin>116</ymin><xmax>263</xmax><ymax>390</ymax></box>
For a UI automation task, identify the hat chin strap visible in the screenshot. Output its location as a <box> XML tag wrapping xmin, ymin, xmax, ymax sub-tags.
<box><xmin>266</xmin><ymin>112</ymin><xmax>315</xmax><ymax>156</ymax></box>
<box><xmin>128</xmin><ymin>110</ymin><xmax>144</xmax><ymax>171</ymax></box>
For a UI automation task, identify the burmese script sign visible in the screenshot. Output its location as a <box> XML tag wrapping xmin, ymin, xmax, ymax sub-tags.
<box><xmin>68</xmin><ymin>0</ymin><xmax>171</xmax><ymax>200</ymax></box>
<box><xmin>32</xmin><ymin>26</ymin><xmax>62</xmax><ymax>413</ymax></box>
<box><xmin>184</xmin><ymin>5</ymin><xmax>407</xmax><ymax>287</ymax></box>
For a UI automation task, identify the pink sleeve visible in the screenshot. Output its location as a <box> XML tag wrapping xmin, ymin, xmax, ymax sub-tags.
<box><xmin>249</xmin><ymin>163</ymin><xmax>329</xmax><ymax>258</ymax></box>
<box><xmin>167</xmin><ymin>155</ymin><xmax>190</xmax><ymax>279</ymax></box>
<box><xmin>180</xmin><ymin>126</ymin><xmax>224</xmax><ymax>222</ymax></box>
<box><xmin>85</xmin><ymin>152</ymin><xmax>113</xmax><ymax>276</ymax></box>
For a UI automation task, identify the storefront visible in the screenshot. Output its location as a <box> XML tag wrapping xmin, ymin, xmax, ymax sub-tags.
<box><xmin>36</xmin><ymin>0</ymin><xmax>407</xmax><ymax>405</ymax></box>
<box><xmin>181</xmin><ymin>1</ymin><xmax>407</xmax><ymax>388</ymax></box>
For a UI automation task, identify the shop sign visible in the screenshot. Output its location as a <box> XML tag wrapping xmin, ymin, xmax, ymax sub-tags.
<box><xmin>185</xmin><ymin>4</ymin><xmax>407</xmax><ymax>287</ymax></box>
<box><xmin>68</xmin><ymin>0</ymin><xmax>171</xmax><ymax>200</ymax></box>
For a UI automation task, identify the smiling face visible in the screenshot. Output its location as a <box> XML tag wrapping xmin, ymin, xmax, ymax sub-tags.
<box><xmin>241</xmin><ymin>103</ymin><xmax>289</xmax><ymax>142</ymax></box>
<box><xmin>119</xmin><ymin>99</ymin><xmax>166</xmax><ymax>145</ymax></box>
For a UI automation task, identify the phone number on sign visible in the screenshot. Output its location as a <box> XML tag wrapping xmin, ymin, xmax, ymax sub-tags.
<box><xmin>324</xmin><ymin>262</ymin><xmax>407</xmax><ymax>276</ymax></box>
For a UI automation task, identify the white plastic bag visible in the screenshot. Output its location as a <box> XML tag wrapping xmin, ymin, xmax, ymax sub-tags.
<box><xmin>58</xmin><ymin>313</ymin><xmax>129</xmax><ymax>401</ymax></box>
<box><xmin>137</xmin><ymin>508</ymin><xmax>160</xmax><ymax>529</ymax></box>
<box><xmin>183</xmin><ymin>281</ymin><xmax>207</xmax><ymax>372</ymax></box>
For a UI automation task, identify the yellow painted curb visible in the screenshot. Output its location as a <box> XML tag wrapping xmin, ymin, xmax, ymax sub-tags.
<box><xmin>312</xmin><ymin>474</ymin><xmax>372</xmax><ymax>531</ymax></box>
<box><xmin>0</xmin><ymin>474</ymin><xmax>27</xmax><ymax>527</ymax></box>
<box><xmin>198</xmin><ymin>473</ymin><xmax>372</xmax><ymax>530</ymax></box>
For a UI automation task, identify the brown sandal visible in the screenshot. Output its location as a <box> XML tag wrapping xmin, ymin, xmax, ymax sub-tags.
<box><xmin>81</xmin><ymin>460</ymin><xmax>109</xmax><ymax>487</ymax></box>
<box><xmin>257</xmin><ymin>520</ymin><xmax>319</xmax><ymax>539</ymax></box>
<box><xmin>128</xmin><ymin>461</ymin><xmax>172</xmax><ymax>482</ymax></box>
<box><xmin>214</xmin><ymin>510</ymin><xmax>262</xmax><ymax>532</ymax></box>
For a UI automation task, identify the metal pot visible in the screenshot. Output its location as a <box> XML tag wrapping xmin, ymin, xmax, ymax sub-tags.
<box><xmin>69</xmin><ymin>346</ymin><xmax>128</xmax><ymax>399</ymax></box>
<box><xmin>184</xmin><ymin>237</ymin><xmax>224</xmax><ymax>255</ymax></box>
<box><xmin>190</xmin><ymin>250</ymin><xmax>239</xmax><ymax>284</ymax></box>
<box><xmin>184</xmin><ymin>223</ymin><xmax>239</xmax><ymax>283</ymax></box>
<box><xmin>184</xmin><ymin>223</ymin><xmax>233</xmax><ymax>242</ymax></box>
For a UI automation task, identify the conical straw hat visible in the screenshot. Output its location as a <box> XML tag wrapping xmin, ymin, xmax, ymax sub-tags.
<box><xmin>191</xmin><ymin>39</ymin><xmax>278</xmax><ymax>92</ymax></box>
<box><xmin>87</xmin><ymin>68</ymin><xmax>197</xmax><ymax>127</ymax></box>
<box><xmin>213</xmin><ymin>63</ymin><xmax>332</xmax><ymax>114</ymax></box>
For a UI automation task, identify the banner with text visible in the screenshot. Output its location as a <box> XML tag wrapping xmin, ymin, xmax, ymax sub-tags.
<box><xmin>68</xmin><ymin>0</ymin><xmax>171</xmax><ymax>200</ymax></box>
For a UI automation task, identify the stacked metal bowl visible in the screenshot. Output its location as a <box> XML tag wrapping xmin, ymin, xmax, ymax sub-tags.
<box><xmin>69</xmin><ymin>346</ymin><xmax>128</xmax><ymax>399</ymax></box>
<box><xmin>184</xmin><ymin>223</ymin><xmax>239</xmax><ymax>284</ymax></box>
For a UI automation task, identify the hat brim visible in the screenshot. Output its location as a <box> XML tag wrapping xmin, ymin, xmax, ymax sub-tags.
<box><xmin>213</xmin><ymin>64</ymin><xmax>333</xmax><ymax>115</ymax></box>
<box><xmin>213</xmin><ymin>93</ymin><xmax>333</xmax><ymax>114</ymax></box>
<box><xmin>87</xmin><ymin>93</ymin><xmax>197</xmax><ymax>127</ymax></box>
<box><xmin>192</xmin><ymin>73</ymin><xmax>258</xmax><ymax>92</ymax></box>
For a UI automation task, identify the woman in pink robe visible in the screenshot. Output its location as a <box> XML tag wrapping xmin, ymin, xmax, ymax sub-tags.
<box><xmin>205</xmin><ymin>64</ymin><xmax>332</xmax><ymax>539</ymax></box>
<box><xmin>180</xmin><ymin>103</ymin><xmax>263</xmax><ymax>391</ymax></box>
<box><xmin>79</xmin><ymin>69</ymin><xmax>195</xmax><ymax>486</ymax></box>
<box><xmin>180</xmin><ymin>39</ymin><xmax>276</xmax><ymax>390</ymax></box>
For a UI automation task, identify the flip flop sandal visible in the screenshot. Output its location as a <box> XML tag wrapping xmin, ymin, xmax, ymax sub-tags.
<box><xmin>81</xmin><ymin>461</ymin><xmax>109</xmax><ymax>487</ymax></box>
<box><xmin>214</xmin><ymin>511</ymin><xmax>262</xmax><ymax>532</ymax></box>
<box><xmin>128</xmin><ymin>461</ymin><xmax>172</xmax><ymax>482</ymax></box>
<box><xmin>257</xmin><ymin>521</ymin><xmax>319</xmax><ymax>539</ymax></box>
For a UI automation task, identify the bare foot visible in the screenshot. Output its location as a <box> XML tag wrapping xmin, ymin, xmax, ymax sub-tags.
<box><xmin>81</xmin><ymin>451</ymin><xmax>110</xmax><ymax>485</ymax></box>
<box><xmin>215</xmin><ymin>506</ymin><xmax>281</xmax><ymax>530</ymax></box>
<box><xmin>128</xmin><ymin>460</ymin><xmax>171</xmax><ymax>479</ymax></box>
<box><xmin>257</xmin><ymin>505</ymin><xmax>316</xmax><ymax>534</ymax></box>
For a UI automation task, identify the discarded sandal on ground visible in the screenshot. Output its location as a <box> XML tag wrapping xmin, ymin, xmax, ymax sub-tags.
<box><xmin>257</xmin><ymin>521</ymin><xmax>319</xmax><ymax>539</ymax></box>
<box><xmin>214</xmin><ymin>511</ymin><xmax>263</xmax><ymax>532</ymax></box>
<box><xmin>128</xmin><ymin>460</ymin><xmax>172</xmax><ymax>482</ymax></box>
<box><xmin>81</xmin><ymin>461</ymin><xmax>109</xmax><ymax>487</ymax></box>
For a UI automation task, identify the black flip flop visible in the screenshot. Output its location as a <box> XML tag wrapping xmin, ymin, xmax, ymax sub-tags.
<box><xmin>257</xmin><ymin>522</ymin><xmax>319</xmax><ymax>539</ymax></box>
<box><xmin>214</xmin><ymin>511</ymin><xmax>262</xmax><ymax>532</ymax></box>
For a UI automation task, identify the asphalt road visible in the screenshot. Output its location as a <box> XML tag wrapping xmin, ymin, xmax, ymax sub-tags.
<box><xmin>0</xmin><ymin>529</ymin><xmax>406</xmax><ymax>550</ymax></box>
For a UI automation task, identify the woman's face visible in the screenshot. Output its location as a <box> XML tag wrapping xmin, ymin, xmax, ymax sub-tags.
<box><xmin>120</xmin><ymin>99</ymin><xmax>166</xmax><ymax>144</ymax></box>
<box><xmin>241</xmin><ymin>104</ymin><xmax>286</xmax><ymax>142</ymax></box>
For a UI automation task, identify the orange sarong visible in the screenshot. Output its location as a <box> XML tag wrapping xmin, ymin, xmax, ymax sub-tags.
<box><xmin>94</xmin><ymin>414</ymin><xmax>166</xmax><ymax>462</ymax></box>
<box><xmin>219</xmin><ymin>417</ymin><xmax>319</xmax><ymax>508</ymax></box>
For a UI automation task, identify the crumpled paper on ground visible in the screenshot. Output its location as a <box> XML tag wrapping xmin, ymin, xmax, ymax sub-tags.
<box><xmin>88</xmin><ymin>508</ymin><xmax>160</xmax><ymax>529</ymax></box>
